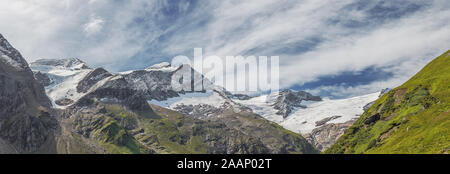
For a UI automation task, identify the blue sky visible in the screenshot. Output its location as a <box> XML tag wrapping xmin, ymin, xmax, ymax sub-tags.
<box><xmin>0</xmin><ymin>0</ymin><xmax>449</xmax><ymax>98</ymax></box>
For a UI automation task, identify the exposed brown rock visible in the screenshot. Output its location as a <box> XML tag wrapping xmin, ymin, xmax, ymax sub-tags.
<box><xmin>304</xmin><ymin>119</ymin><xmax>356</xmax><ymax>151</ymax></box>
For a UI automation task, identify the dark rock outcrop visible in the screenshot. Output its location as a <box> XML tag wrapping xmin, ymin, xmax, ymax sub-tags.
<box><xmin>33</xmin><ymin>71</ymin><xmax>51</xmax><ymax>87</ymax></box>
<box><xmin>315</xmin><ymin>116</ymin><xmax>342</xmax><ymax>127</ymax></box>
<box><xmin>55</xmin><ymin>98</ymin><xmax>74</xmax><ymax>106</ymax></box>
<box><xmin>269</xmin><ymin>89</ymin><xmax>322</xmax><ymax>118</ymax></box>
<box><xmin>76</xmin><ymin>68</ymin><xmax>112</xmax><ymax>93</ymax></box>
<box><xmin>364</xmin><ymin>113</ymin><xmax>381</xmax><ymax>125</ymax></box>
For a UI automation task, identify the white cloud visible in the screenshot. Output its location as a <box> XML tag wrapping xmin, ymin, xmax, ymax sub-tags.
<box><xmin>83</xmin><ymin>16</ymin><xmax>104</xmax><ymax>35</ymax></box>
<box><xmin>0</xmin><ymin>0</ymin><xmax>448</xmax><ymax>97</ymax></box>
<box><xmin>277</xmin><ymin>3</ymin><xmax>450</xmax><ymax>96</ymax></box>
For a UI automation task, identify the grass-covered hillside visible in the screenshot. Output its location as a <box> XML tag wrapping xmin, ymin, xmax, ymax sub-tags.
<box><xmin>326</xmin><ymin>50</ymin><xmax>450</xmax><ymax>154</ymax></box>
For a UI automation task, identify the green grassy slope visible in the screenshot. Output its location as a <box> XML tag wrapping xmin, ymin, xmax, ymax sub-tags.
<box><xmin>326</xmin><ymin>50</ymin><xmax>450</xmax><ymax>154</ymax></box>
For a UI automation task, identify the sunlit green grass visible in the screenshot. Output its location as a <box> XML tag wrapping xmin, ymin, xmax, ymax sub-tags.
<box><xmin>326</xmin><ymin>50</ymin><xmax>450</xmax><ymax>154</ymax></box>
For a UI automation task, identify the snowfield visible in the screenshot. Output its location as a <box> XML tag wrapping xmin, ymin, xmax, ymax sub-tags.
<box><xmin>30</xmin><ymin>59</ymin><xmax>93</xmax><ymax>109</ymax></box>
<box><xmin>148</xmin><ymin>90</ymin><xmax>227</xmax><ymax>108</ymax></box>
<box><xmin>236</xmin><ymin>92</ymin><xmax>380</xmax><ymax>134</ymax></box>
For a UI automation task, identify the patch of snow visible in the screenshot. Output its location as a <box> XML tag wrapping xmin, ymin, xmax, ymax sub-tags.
<box><xmin>118</xmin><ymin>70</ymin><xmax>134</xmax><ymax>75</ymax></box>
<box><xmin>147</xmin><ymin>62</ymin><xmax>170</xmax><ymax>69</ymax></box>
<box><xmin>0</xmin><ymin>54</ymin><xmax>24</xmax><ymax>70</ymax></box>
<box><xmin>0</xmin><ymin>45</ymin><xmax>9</xmax><ymax>53</ymax></box>
<box><xmin>119</xmin><ymin>63</ymin><xmax>178</xmax><ymax>75</ymax></box>
<box><xmin>148</xmin><ymin>90</ymin><xmax>226</xmax><ymax>108</ymax></box>
<box><xmin>30</xmin><ymin>61</ymin><xmax>94</xmax><ymax>109</ymax></box>
<box><xmin>145</xmin><ymin>62</ymin><xmax>178</xmax><ymax>72</ymax></box>
<box><xmin>46</xmin><ymin>69</ymin><xmax>92</xmax><ymax>109</ymax></box>
<box><xmin>145</xmin><ymin>66</ymin><xmax>178</xmax><ymax>72</ymax></box>
<box><xmin>236</xmin><ymin>92</ymin><xmax>380</xmax><ymax>134</ymax></box>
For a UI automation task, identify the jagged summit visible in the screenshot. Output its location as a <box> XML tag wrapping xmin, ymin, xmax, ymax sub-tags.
<box><xmin>29</xmin><ymin>57</ymin><xmax>218</xmax><ymax>109</ymax></box>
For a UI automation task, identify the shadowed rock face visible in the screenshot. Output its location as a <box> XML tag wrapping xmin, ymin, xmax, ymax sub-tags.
<box><xmin>0</xmin><ymin>34</ymin><xmax>52</xmax><ymax>112</ymax></box>
<box><xmin>0</xmin><ymin>34</ymin><xmax>55</xmax><ymax>153</ymax></box>
<box><xmin>33</xmin><ymin>71</ymin><xmax>51</xmax><ymax>87</ymax></box>
<box><xmin>77</xmin><ymin>68</ymin><xmax>112</xmax><ymax>93</ymax></box>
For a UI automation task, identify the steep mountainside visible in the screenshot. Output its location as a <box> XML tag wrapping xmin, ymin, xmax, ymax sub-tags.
<box><xmin>326</xmin><ymin>50</ymin><xmax>450</xmax><ymax>154</ymax></box>
<box><xmin>0</xmin><ymin>34</ymin><xmax>54</xmax><ymax>153</ymax></box>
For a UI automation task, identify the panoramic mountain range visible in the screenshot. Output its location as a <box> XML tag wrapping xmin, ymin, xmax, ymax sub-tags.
<box><xmin>0</xmin><ymin>33</ymin><xmax>448</xmax><ymax>154</ymax></box>
<box><xmin>0</xmin><ymin>33</ymin><xmax>317</xmax><ymax>154</ymax></box>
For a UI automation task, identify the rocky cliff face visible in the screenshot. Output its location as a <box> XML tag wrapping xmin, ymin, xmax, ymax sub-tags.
<box><xmin>304</xmin><ymin>118</ymin><xmax>355</xmax><ymax>151</ymax></box>
<box><xmin>76</xmin><ymin>68</ymin><xmax>112</xmax><ymax>93</ymax></box>
<box><xmin>0</xmin><ymin>34</ymin><xmax>55</xmax><ymax>153</ymax></box>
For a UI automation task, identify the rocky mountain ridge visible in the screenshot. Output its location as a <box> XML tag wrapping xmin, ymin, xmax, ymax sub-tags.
<box><xmin>0</xmin><ymin>33</ymin><xmax>318</xmax><ymax>154</ymax></box>
<box><xmin>0</xmin><ymin>33</ymin><xmax>390</xmax><ymax>154</ymax></box>
<box><xmin>25</xmin><ymin>56</ymin><xmax>379</xmax><ymax>153</ymax></box>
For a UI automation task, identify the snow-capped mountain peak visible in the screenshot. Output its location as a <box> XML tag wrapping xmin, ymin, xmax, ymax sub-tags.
<box><xmin>28</xmin><ymin>58</ymin><xmax>382</xmax><ymax>136</ymax></box>
<box><xmin>29</xmin><ymin>59</ymin><xmax>221</xmax><ymax>109</ymax></box>
<box><xmin>30</xmin><ymin>58</ymin><xmax>93</xmax><ymax>108</ymax></box>
<box><xmin>27</xmin><ymin>57</ymin><xmax>385</xmax><ymax>152</ymax></box>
